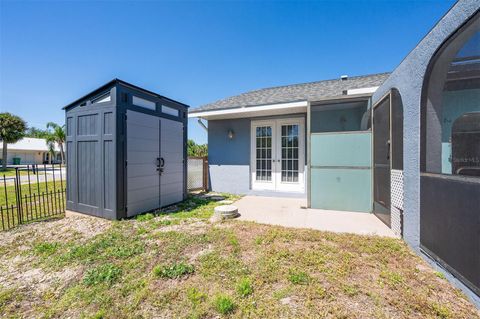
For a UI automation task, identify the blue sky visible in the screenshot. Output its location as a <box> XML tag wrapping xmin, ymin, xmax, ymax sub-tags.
<box><xmin>0</xmin><ymin>0</ymin><xmax>455</xmax><ymax>144</ymax></box>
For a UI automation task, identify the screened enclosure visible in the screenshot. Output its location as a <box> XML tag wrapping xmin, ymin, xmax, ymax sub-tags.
<box><xmin>420</xmin><ymin>13</ymin><xmax>480</xmax><ymax>296</ymax></box>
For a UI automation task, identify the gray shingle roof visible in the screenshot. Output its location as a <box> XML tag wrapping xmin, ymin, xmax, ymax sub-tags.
<box><xmin>191</xmin><ymin>72</ymin><xmax>391</xmax><ymax>113</ymax></box>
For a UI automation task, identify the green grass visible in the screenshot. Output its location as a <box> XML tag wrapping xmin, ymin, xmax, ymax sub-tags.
<box><xmin>0</xmin><ymin>168</ymin><xmax>29</xmax><ymax>177</ymax></box>
<box><xmin>83</xmin><ymin>263</ymin><xmax>122</xmax><ymax>286</ymax></box>
<box><xmin>1</xmin><ymin>193</ymin><xmax>478</xmax><ymax>319</ymax></box>
<box><xmin>213</xmin><ymin>294</ymin><xmax>235</xmax><ymax>315</ymax></box>
<box><xmin>153</xmin><ymin>262</ymin><xmax>195</xmax><ymax>279</ymax></box>
<box><xmin>236</xmin><ymin>277</ymin><xmax>253</xmax><ymax>297</ymax></box>
<box><xmin>288</xmin><ymin>269</ymin><xmax>310</xmax><ymax>285</ymax></box>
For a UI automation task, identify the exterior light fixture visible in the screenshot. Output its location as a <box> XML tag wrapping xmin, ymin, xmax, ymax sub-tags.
<box><xmin>228</xmin><ymin>129</ymin><xmax>234</xmax><ymax>139</ymax></box>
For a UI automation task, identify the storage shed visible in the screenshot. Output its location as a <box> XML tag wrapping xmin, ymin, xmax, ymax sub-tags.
<box><xmin>64</xmin><ymin>79</ymin><xmax>188</xmax><ymax>219</ymax></box>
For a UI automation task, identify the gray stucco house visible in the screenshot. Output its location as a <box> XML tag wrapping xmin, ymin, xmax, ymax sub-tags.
<box><xmin>190</xmin><ymin>0</ymin><xmax>479</xmax><ymax>304</ymax></box>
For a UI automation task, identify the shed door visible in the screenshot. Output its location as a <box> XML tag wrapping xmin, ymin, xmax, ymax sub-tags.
<box><xmin>126</xmin><ymin>110</ymin><xmax>161</xmax><ymax>216</ymax></box>
<box><xmin>160</xmin><ymin>118</ymin><xmax>184</xmax><ymax>207</ymax></box>
<box><xmin>373</xmin><ymin>96</ymin><xmax>391</xmax><ymax>226</ymax></box>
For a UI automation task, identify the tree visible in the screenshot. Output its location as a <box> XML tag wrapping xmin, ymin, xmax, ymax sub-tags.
<box><xmin>25</xmin><ymin>127</ymin><xmax>49</xmax><ymax>138</ymax></box>
<box><xmin>45</xmin><ymin>122</ymin><xmax>66</xmax><ymax>164</ymax></box>
<box><xmin>187</xmin><ymin>139</ymin><xmax>208</xmax><ymax>157</ymax></box>
<box><xmin>0</xmin><ymin>113</ymin><xmax>27</xmax><ymax>170</ymax></box>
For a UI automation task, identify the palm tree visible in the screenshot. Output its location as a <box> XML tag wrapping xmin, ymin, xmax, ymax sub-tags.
<box><xmin>0</xmin><ymin>113</ymin><xmax>27</xmax><ymax>170</ymax></box>
<box><xmin>46</xmin><ymin>122</ymin><xmax>66</xmax><ymax>164</ymax></box>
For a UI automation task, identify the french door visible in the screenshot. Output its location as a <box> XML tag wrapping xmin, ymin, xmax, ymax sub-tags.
<box><xmin>251</xmin><ymin>118</ymin><xmax>305</xmax><ymax>192</ymax></box>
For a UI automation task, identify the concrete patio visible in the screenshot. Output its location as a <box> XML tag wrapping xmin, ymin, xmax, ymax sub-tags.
<box><xmin>235</xmin><ymin>195</ymin><xmax>396</xmax><ymax>237</ymax></box>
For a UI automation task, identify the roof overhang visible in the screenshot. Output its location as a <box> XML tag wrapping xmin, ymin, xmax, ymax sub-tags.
<box><xmin>188</xmin><ymin>100</ymin><xmax>308</xmax><ymax>120</ymax></box>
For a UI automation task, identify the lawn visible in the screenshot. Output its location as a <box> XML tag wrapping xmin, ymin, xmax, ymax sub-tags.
<box><xmin>0</xmin><ymin>194</ymin><xmax>478</xmax><ymax>319</ymax></box>
<box><xmin>0</xmin><ymin>168</ymin><xmax>28</xmax><ymax>177</ymax></box>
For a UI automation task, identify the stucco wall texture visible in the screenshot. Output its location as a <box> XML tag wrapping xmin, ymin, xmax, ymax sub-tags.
<box><xmin>372</xmin><ymin>0</ymin><xmax>479</xmax><ymax>305</ymax></box>
<box><xmin>208</xmin><ymin>114</ymin><xmax>306</xmax><ymax>194</ymax></box>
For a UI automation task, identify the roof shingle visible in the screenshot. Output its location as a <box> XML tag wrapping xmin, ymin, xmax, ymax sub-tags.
<box><xmin>191</xmin><ymin>72</ymin><xmax>390</xmax><ymax>113</ymax></box>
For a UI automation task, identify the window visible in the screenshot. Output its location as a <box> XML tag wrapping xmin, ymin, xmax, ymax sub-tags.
<box><xmin>281</xmin><ymin>124</ymin><xmax>299</xmax><ymax>182</ymax></box>
<box><xmin>91</xmin><ymin>92</ymin><xmax>111</xmax><ymax>104</ymax></box>
<box><xmin>132</xmin><ymin>96</ymin><xmax>156</xmax><ymax>110</ymax></box>
<box><xmin>310</xmin><ymin>100</ymin><xmax>369</xmax><ymax>133</ymax></box>
<box><xmin>161</xmin><ymin>105</ymin><xmax>179</xmax><ymax>117</ymax></box>
<box><xmin>255</xmin><ymin>126</ymin><xmax>272</xmax><ymax>181</ymax></box>
<box><xmin>422</xmin><ymin>14</ymin><xmax>480</xmax><ymax>177</ymax></box>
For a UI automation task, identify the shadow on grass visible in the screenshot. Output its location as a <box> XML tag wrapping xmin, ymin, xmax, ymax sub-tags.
<box><xmin>134</xmin><ymin>193</ymin><xmax>237</xmax><ymax>221</ymax></box>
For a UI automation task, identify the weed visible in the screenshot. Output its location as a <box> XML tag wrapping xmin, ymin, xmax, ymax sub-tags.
<box><xmin>91</xmin><ymin>309</ymin><xmax>106</xmax><ymax>319</ymax></box>
<box><xmin>435</xmin><ymin>271</ymin><xmax>446</xmax><ymax>280</ymax></box>
<box><xmin>380</xmin><ymin>269</ymin><xmax>404</xmax><ymax>287</ymax></box>
<box><xmin>236</xmin><ymin>277</ymin><xmax>253</xmax><ymax>297</ymax></box>
<box><xmin>34</xmin><ymin>242</ymin><xmax>59</xmax><ymax>255</ymax></box>
<box><xmin>342</xmin><ymin>284</ymin><xmax>359</xmax><ymax>296</ymax></box>
<box><xmin>186</xmin><ymin>287</ymin><xmax>207</xmax><ymax>306</ymax></box>
<box><xmin>0</xmin><ymin>287</ymin><xmax>17</xmax><ymax>312</ymax></box>
<box><xmin>136</xmin><ymin>213</ymin><xmax>155</xmax><ymax>221</ymax></box>
<box><xmin>213</xmin><ymin>294</ymin><xmax>235</xmax><ymax>315</ymax></box>
<box><xmin>59</xmin><ymin>231</ymin><xmax>143</xmax><ymax>264</ymax></box>
<box><xmin>288</xmin><ymin>269</ymin><xmax>310</xmax><ymax>285</ymax></box>
<box><xmin>273</xmin><ymin>287</ymin><xmax>292</xmax><ymax>300</ymax></box>
<box><xmin>83</xmin><ymin>263</ymin><xmax>122</xmax><ymax>286</ymax></box>
<box><xmin>431</xmin><ymin>302</ymin><xmax>451</xmax><ymax>319</ymax></box>
<box><xmin>199</xmin><ymin>251</ymin><xmax>249</xmax><ymax>280</ymax></box>
<box><xmin>155</xmin><ymin>219</ymin><xmax>173</xmax><ymax>226</ymax></box>
<box><xmin>153</xmin><ymin>262</ymin><xmax>194</xmax><ymax>279</ymax></box>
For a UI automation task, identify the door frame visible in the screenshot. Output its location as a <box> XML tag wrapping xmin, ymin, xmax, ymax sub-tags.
<box><xmin>250</xmin><ymin>118</ymin><xmax>305</xmax><ymax>192</ymax></box>
<box><xmin>372</xmin><ymin>91</ymin><xmax>392</xmax><ymax>226</ymax></box>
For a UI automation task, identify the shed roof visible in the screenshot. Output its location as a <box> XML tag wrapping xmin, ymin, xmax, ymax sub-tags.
<box><xmin>190</xmin><ymin>72</ymin><xmax>391</xmax><ymax>114</ymax></box>
<box><xmin>62</xmin><ymin>78</ymin><xmax>189</xmax><ymax>110</ymax></box>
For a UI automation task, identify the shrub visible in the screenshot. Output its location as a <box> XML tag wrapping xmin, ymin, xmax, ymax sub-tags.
<box><xmin>288</xmin><ymin>269</ymin><xmax>310</xmax><ymax>285</ymax></box>
<box><xmin>213</xmin><ymin>294</ymin><xmax>235</xmax><ymax>315</ymax></box>
<box><xmin>153</xmin><ymin>262</ymin><xmax>194</xmax><ymax>279</ymax></box>
<box><xmin>83</xmin><ymin>263</ymin><xmax>122</xmax><ymax>286</ymax></box>
<box><xmin>236</xmin><ymin>277</ymin><xmax>253</xmax><ymax>297</ymax></box>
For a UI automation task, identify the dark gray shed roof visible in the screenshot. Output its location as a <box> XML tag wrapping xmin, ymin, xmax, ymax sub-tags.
<box><xmin>191</xmin><ymin>72</ymin><xmax>391</xmax><ymax>113</ymax></box>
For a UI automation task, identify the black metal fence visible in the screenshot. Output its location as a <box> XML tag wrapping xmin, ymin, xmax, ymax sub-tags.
<box><xmin>0</xmin><ymin>164</ymin><xmax>66</xmax><ymax>231</ymax></box>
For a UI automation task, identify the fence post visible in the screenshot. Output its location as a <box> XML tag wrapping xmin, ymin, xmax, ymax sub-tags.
<box><xmin>15</xmin><ymin>168</ymin><xmax>23</xmax><ymax>224</ymax></box>
<box><xmin>202</xmin><ymin>156</ymin><xmax>209</xmax><ymax>191</ymax></box>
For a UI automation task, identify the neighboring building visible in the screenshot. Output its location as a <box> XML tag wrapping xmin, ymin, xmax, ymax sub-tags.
<box><xmin>0</xmin><ymin>137</ymin><xmax>61</xmax><ymax>165</ymax></box>
<box><xmin>190</xmin><ymin>0</ymin><xmax>479</xmax><ymax>304</ymax></box>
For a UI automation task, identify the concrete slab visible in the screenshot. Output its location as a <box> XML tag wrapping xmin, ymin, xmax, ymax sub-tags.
<box><xmin>235</xmin><ymin>195</ymin><xmax>396</xmax><ymax>238</ymax></box>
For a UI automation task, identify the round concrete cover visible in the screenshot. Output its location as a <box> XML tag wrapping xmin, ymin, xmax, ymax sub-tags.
<box><xmin>214</xmin><ymin>205</ymin><xmax>239</xmax><ymax>219</ymax></box>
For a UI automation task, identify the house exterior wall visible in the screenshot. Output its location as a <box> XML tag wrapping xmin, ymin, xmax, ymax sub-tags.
<box><xmin>208</xmin><ymin>114</ymin><xmax>306</xmax><ymax>194</ymax></box>
<box><xmin>208</xmin><ymin>118</ymin><xmax>251</xmax><ymax>194</ymax></box>
<box><xmin>1</xmin><ymin>150</ymin><xmax>44</xmax><ymax>165</ymax></box>
<box><xmin>372</xmin><ymin>0</ymin><xmax>479</xmax><ymax>305</ymax></box>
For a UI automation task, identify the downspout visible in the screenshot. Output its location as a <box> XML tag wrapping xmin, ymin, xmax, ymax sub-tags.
<box><xmin>197</xmin><ymin>118</ymin><xmax>208</xmax><ymax>132</ymax></box>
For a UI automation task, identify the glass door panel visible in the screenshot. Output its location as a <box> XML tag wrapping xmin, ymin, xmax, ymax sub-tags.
<box><xmin>255</xmin><ymin>126</ymin><xmax>273</xmax><ymax>182</ymax></box>
<box><xmin>281</xmin><ymin>124</ymin><xmax>299</xmax><ymax>183</ymax></box>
